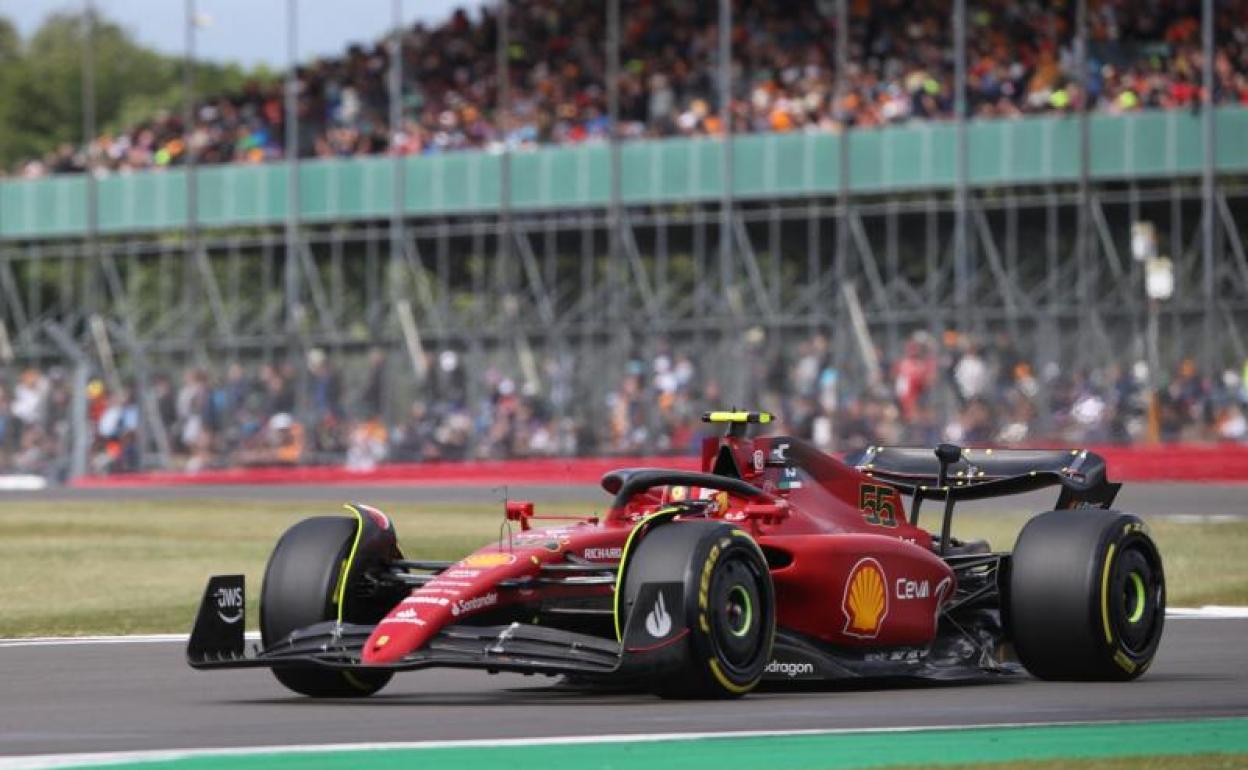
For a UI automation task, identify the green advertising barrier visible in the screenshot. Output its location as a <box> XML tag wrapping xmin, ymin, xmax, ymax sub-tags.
<box><xmin>2</xmin><ymin>108</ymin><xmax>1245</xmax><ymax>239</ymax></box>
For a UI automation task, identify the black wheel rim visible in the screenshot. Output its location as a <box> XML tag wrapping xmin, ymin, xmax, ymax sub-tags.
<box><xmin>707</xmin><ymin>551</ymin><xmax>766</xmax><ymax>671</ymax></box>
<box><xmin>1110</xmin><ymin>541</ymin><xmax>1163</xmax><ymax>655</ymax></box>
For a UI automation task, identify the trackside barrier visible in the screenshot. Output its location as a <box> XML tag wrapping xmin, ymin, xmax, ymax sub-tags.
<box><xmin>67</xmin><ymin>455</ymin><xmax>702</xmax><ymax>488</ymax></box>
<box><xmin>65</xmin><ymin>444</ymin><xmax>1248</xmax><ymax>488</ymax></box>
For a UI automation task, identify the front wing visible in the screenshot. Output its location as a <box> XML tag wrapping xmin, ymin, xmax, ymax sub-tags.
<box><xmin>188</xmin><ymin>575</ymin><xmax>666</xmax><ymax>679</ymax></box>
<box><xmin>188</xmin><ymin>575</ymin><xmax>1018</xmax><ymax>685</ymax></box>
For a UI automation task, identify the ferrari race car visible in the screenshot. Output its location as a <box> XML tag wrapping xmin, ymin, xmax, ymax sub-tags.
<box><xmin>188</xmin><ymin>411</ymin><xmax>1165</xmax><ymax>698</ymax></box>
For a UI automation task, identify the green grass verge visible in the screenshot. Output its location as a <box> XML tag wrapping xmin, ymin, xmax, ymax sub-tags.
<box><xmin>35</xmin><ymin>718</ymin><xmax>1248</xmax><ymax>770</ymax></box>
<box><xmin>947</xmin><ymin>509</ymin><xmax>1248</xmax><ymax>607</ymax></box>
<box><xmin>0</xmin><ymin>497</ymin><xmax>1244</xmax><ymax>637</ymax></box>
<box><xmin>880</xmin><ymin>755</ymin><xmax>1248</xmax><ymax>770</ymax></box>
<box><xmin>0</xmin><ymin>498</ymin><xmax>598</xmax><ymax>636</ymax></box>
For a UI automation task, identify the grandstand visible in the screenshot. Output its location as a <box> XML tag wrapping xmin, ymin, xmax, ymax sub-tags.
<box><xmin>0</xmin><ymin>0</ymin><xmax>1246</xmax><ymax>481</ymax></box>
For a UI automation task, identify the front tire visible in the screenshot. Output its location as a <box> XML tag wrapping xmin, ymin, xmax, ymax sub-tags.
<box><xmin>1009</xmin><ymin>510</ymin><xmax>1165</xmax><ymax>681</ymax></box>
<box><xmin>261</xmin><ymin>516</ymin><xmax>393</xmax><ymax>697</ymax></box>
<box><xmin>621</xmin><ymin>520</ymin><xmax>774</xmax><ymax>698</ymax></box>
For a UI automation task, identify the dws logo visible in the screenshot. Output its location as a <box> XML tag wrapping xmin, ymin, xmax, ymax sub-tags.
<box><xmin>213</xmin><ymin>586</ymin><xmax>243</xmax><ymax>624</ymax></box>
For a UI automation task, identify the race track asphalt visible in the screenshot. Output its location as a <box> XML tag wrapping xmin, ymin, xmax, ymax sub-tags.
<box><xmin>1</xmin><ymin>617</ymin><xmax>1245</xmax><ymax>758</ymax></box>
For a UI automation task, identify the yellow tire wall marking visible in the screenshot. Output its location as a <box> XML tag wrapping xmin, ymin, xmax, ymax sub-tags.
<box><xmin>1100</xmin><ymin>542</ymin><xmax>1117</xmax><ymax>646</ymax></box>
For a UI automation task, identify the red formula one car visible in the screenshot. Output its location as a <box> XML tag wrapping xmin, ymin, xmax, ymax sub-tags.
<box><xmin>188</xmin><ymin>411</ymin><xmax>1166</xmax><ymax>698</ymax></box>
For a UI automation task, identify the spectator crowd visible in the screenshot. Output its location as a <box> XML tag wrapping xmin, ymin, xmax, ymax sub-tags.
<box><xmin>10</xmin><ymin>0</ymin><xmax>1248</xmax><ymax>177</ymax></box>
<box><xmin>1</xmin><ymin>332</ymin><xmax>1247</xmax><ymax>480</ymax></box>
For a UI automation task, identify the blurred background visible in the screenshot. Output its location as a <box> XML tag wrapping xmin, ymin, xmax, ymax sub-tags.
<box><xmin>0</xmin><ymin>0</ymin><xmax>1245</xmax><ymax>485</ymax></box>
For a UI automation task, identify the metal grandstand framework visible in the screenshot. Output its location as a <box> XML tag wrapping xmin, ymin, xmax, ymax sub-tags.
<box><xmin>0</xmin><ymin>0</ymin><xmax>1246</xmax><ymax>473</ymax></box>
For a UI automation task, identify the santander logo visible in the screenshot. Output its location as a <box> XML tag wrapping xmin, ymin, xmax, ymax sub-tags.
<box><xmin>450</xmin><ymin>592</ymin><xmax>498</xmax><ymax>617</ymax></box>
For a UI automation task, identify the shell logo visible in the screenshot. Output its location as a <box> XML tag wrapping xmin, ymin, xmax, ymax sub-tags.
<box><xmin>842</xmin><ymin>558</ymin><xmax>889</xmax><ymax>639</ymax></box>
<box><xmin>461</xmin><ymin>552</ymin><xmax>516</xmax><ymax>568</ymax></box>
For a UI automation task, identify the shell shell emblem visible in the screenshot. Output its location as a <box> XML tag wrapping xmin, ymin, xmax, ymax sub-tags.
<box><xmin>842</xmin><ymin>558</ymin><xmax>889</xmax><ymax>638</ymax></box>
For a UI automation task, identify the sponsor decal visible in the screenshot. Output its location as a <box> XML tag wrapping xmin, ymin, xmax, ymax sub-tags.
<box><xmin>764</xmin><ymin>659</ymin><xmax>816</xmax><ymax>678</ymax></box>
<box><xmin>778</xmin><ymin>466</ymin><xmax>803</xmax><ymax>490</ymax></box>
<box><xmin>842</xmin><ymin>557</ymin><xmax>889</xmax><ymax>639</ymax></box>
<box><xmin>582</xmin><ymin>546</ymin><xmax>623</xmax><ymax>561</ymax></box>
<box><xmin>404</xmin><ymin>595</ymin><xmax>450</xmax><ymax>606</ymax></box>
<box><xmin>669</xmin><ymin>486</ymin><xmax>687</xmax><ymax>502</ymax></box>
<box><xmin>512</xmin><ymin>532</ymin><xmax>572</xmax><ymax>549</ymax></box>
<box><xmin>864</xmin><ymin>648</ymin><xmax>925</xmax><ymax>663</ymax></box>
<box><xmin>645</xmin><ymin>591</ymin><xmax>673</xmax><ymax>638</ymax></box>
<box><xmin>376</xmin><ymin>635</ymin><xmax>390</xmax><ymax>648</ymax></box>
<box><xmin>462</xmin><ymin>552</ymin><xmax>516</xmax><ymax>568</ymax></box>
<box><xmin>770</xmin><ymin>442</ymin><xmax>790</xmax><ymax>463</ymax></box>
<box><xmin>428</xmin><ymin>580</ymin><xmax>474</xmax><ymax>588</ymax></box>
<box><xmin>450</xmin><ymin>592</ymin><xmax>498</xmax><ymax>617</ymax></box>
<box><xmin>414</xmin><ymin>587</ymin><xmax>465</xmax><ymax>597</ymax></box>
<box><xmin>753</xmin><ymin>449</ymin><xmax>765</xmax><ymax>471</ymax></box>
<box><xmin>443</xmin><ymin>569</ymin><xmax>482</xmax><ymax>579</ymax></box>
<box><xmin>213</xmin><ymin>585</ymin><xmax>243</xmax><ymax>624</ymax></box>
<box><xmin>895</xmin><ymin>578</ymin><xmax>931</xmax><ymax>600</ymax></box>
<box><xmin>390</xmin><ymin>608</ymin><xmax>428</xmax><ymax>626</ymax></box>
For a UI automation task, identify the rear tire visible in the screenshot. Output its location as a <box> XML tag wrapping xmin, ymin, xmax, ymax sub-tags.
<box><xmin>621</xmin><ymin>521</ymin><xmax>774</xmax><ymax>698</ymax></box>
<box><xmin>261</xmin><ymin>516</ymin><xmax>393</xmax><ymax>697</ymax></box>
<box><xmin>1009</xmin><ymin>510</ymin><xmax>1165</xmax><ymax>681</ymax></box>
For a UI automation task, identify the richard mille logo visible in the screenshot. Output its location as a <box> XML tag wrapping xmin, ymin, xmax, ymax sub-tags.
<box><xmin>645</xmin><ymin>592</ymin><xmax>672</xmax><ymax>638</ymax></box>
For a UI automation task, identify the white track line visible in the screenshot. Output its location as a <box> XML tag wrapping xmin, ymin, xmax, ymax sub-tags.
<box><xmin>0</xmin><ymin>633</ymin><xmax>258</xmax><ymax>649</ymax></box>
<box><xmin>0</xmin><ymin>717</ymin><xmax>1229</xmax><ymax>770</ymax></box>
<box><xmin>1</xmin><ymin>608</ymin><xmax>1244</xmax><ymax>649</ymax></box>
<box><xmin>1165</xmin><ymin>606</ymin><xmax>1248</xmax><ymax>619</ymax></box>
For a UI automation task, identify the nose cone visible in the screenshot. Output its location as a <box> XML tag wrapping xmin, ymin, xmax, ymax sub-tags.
<box><xmin>360</xmin><ymin>549</ymin><xmax>528</xmax><ymax>664</ymax></box>
<box><xmin>362</xmin><ymin>597</ymin><xmax>451</xmax><ymax>664</ymax></box>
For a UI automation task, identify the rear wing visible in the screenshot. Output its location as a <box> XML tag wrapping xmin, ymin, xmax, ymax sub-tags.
<box><xmin>847</xmin><ymin>445</ymin><xmax>1120</xmax><ymax>510</ymax></box>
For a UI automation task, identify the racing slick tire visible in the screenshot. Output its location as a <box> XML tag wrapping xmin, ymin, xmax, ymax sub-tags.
<box><xmin>621</xmin><ymin>520</ymin><xmax>774</xmax><ymax>699</ymax></box>
<box><xmin>1008</xmin><ymin>509</ymin><xmax>1165</xmax><ymax>681</ymax></box>
<box><xmin>261</xmin><ymin>516</ymin><xmax>393</xmax><ymax>697</ymax></box>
